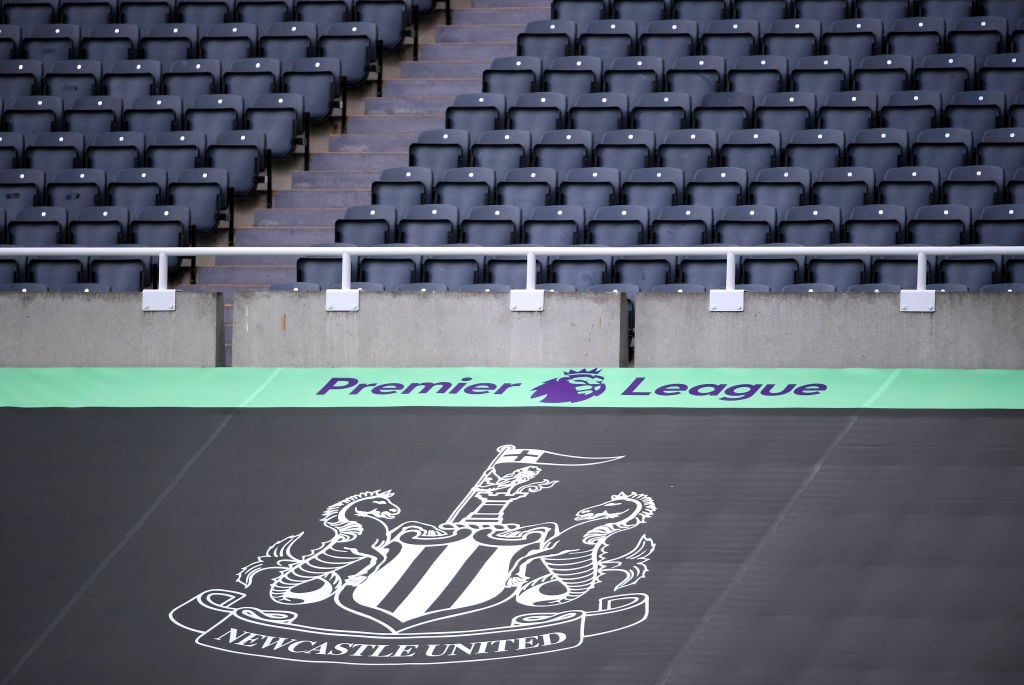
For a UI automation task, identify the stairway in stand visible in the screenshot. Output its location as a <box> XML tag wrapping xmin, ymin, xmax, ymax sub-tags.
<box><xmin>179</xmin><ymin>0</ymin><xmax>550</xmax><ymax>364</ymax></box>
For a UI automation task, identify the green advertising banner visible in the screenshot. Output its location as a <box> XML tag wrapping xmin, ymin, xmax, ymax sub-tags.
<box><xmin>0</xmin><ymin>368</ymin><xmax>1021</xmax><ymax>409</ymax></box>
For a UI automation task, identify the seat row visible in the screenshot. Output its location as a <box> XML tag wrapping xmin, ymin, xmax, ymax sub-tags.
<box><xmin>1</xmin><ymin>0</ymin><xmax>431</xmax><ymax>40</ymax></box>
<box><xmin>0</xmin><ymin>22</ymin><xmax>379</xmax><ymax>82</ymax></box>
<box><xmin>416</xmin><ymin>123</ymin><xmax>1024</xmax><ymax>179</ymax></box>
<box><xmin>0</xmin><ymin>168</ymin><xmax>228</xmax><ymax>234</ymax></box>
<box><xmin>281</xmin><ymin>243</ymin><xmax>1024</xmax><ymax>294</ymax></box>
<box><xmin>554</xmin><ymin>0</ymin><xmax>1024</xmax><ymax>27</ymax></box>
<box><xmin>0</xmin><ymin>92</ymin><xmax>307</xmax><ymax>160</ymax></box>
<box><xmin>0</xmin><ymin>201</ymin><xmax>199</xmax><ymax>290</ymax></box>
<box><xmin>1</xmin><ymin>54</ymin><xmax>351</xmax><ymax>118</ymax></box>
<box><xmin>449</xmin><ymin>88</ymin><xmax>1024</xmax><ymax>150</ymax></box>
<box><xmin>517</xmin><ymin>16</ymin><xmax>1024</xmax><ymax>67</ymax></box>
<box><xmin>370</xmin><ymin>163</ymin><xmax>1024</xmax><ymax>223</ymax></box>
<box><xmin>484</xmin><ymin>54</ymin><xmax>1024</xmax><ymax>114</ymax></box>
<box><xmin>336</xmin><ymin>201</ymin><xmax>1024</xmax><ymax>247</ymax></box>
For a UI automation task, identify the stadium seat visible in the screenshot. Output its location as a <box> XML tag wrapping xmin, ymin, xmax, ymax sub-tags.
<box><xmin>507</xmin><ymin>92</ymin><xmax>567</xmax><ymax>141</ymax></box>
<box><xmin>199</xmin><ymin>23</ymin><xmax>258</xmax><ymax>63</ymax></box>
<box><xmin>335</xmin><ymin>204</ymin><xmax>397</xmax><ymax>245</ymax></box>
<box><xmin>763</xmin><ymin>18</ymin><xmax>821</xmax><ymax>61</ymax></box>
<box><xmin>536</xmin><ymin>129</ymin><xmax>593</xmax><ymax>183</ymax></box>
<box><xmin>639</xmin><ymin>19</ymin><xmax>697</xmax><ymax>62</ymax></box>
<box><xmin>811</xmin><ymin>166</ymin><xmax>875</xmax><ymax>218</ymax></box>
<box><xmin>283</xmin><ymin>57</ymin><xmax>341</xmax><ymax>123</ymax></box>
<box><xmin>396</xmin><ymin>203</ymin><xmax>458</xmax><ymax>245</ymax></box>
<box><xmin>523</xmin><ymin>204</ymin><xmax>585</xmax><ymax>245</ymax></box>
<box><xmin>208</xmin><ymin>129</ymin><xmax>267</xmax><ymax>199</ymax></box>
<box><xmin>140</xmin><ymin>23</ymin><xmax>198</xmax><ymax>67</ymax></box>
<box><xmin>586</xmin><ymin>204</ymin><xmax>648</xmax><ymax>246</ymax></box>
<box><xmin>434</xmin><ymin>167</ymin><xmax>495</xmax><ymax>217</ymax></box>
<box><xmin>371</xmin><ymin>167</ymin><xmax>432</xmax><ymax>211</ymax></box>
<box><xmin>621</xmin><ymin>166</ymin><xmax>684</xmax><ymax>211</ymax></box>
<box><xmin>482</xmin><ymin>56</ymin><xmax>541</xmax><ymax>102</ymax></box>
<box><xmin>496</xmin><ymin>166</ymin><xmax>557</xmax><ymax>212</ymax></box>
<box><xmin>650</xmin><ymin>204</ymin><xmax>711</xmax><ymax>245</ymax></box>
<box><xmin>47</xmin><ymin>168</ymin><xmax>105</xmax><ymax>211</ymax></box>
<box><xmin>459</xmin><ymin>205</ymin><xmax>521</xmax><ymax>245</ymax></box>
<box><xmin>167</xmin><ymin>168</ymin><xmax>228</xmax><ymax>238</ymax></box>
<box><xmin>685</xmin><ymin>166</ymin><xmax>747</xmax><ymax>211</ymax></box>
<box><xmin>907</xmin><ymin>204</ymin><xmax>971</xmax><ymax>245</ymax></box>
<box><xmin>542</xmin><ymin>55</ymin><xmax>602</xmax><ymax>104</ymax></box>
<box><xmin>517</xmin><ymin>19</ymin><xmax>577</xmax><ymax>69</ymax></box>
<box><xmin>445</xmin><ymin>93</ymin><xmax>507</xmax><ymax>146</ymax></box>
<box><xmin>748</xmin><ymin>166</ymin><xmax>812</xmax><ymax>214</ymax></box>
<box><xmin>843</xmin><ymin>203</ymin><xmax>905</xmax><ymax>245</ymax></box>
<box><xmin>847</xmin><ymin>127</ymin><xmax>908</xmax><ymax>177</ymax></box>
<box><xmin>714</xmin><ymin>205</ymin><xmax>775</xmax><ymax>245</ymax></box>
<box><xmin>777</xmin><ymin>204</ymin><xmax>841</xmax><ymax>245</ymax></box>
<box><xmin>630</xmin><ymin>92</ymin><xmax>691</xmax><ymax>143</ymax></box>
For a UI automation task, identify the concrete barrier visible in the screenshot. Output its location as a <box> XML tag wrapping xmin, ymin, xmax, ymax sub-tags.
<box><xmin>232</xmin><ymin>290</ymin><xmax>629</xmax><ymax>367</ymax></box>
<box><xmin>634</xmin><ymin>292</ymin><xmax>1024</xmax><ymax>369</ymax></box>
<box><xmin>0</xmin><ymin>292</ymin><xmax>223</xmax><ymax>367</ymax></box>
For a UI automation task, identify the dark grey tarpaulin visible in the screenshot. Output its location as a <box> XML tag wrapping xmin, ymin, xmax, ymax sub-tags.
<box><xmin>2</xmin><ymin>408</ymin><xmax>1023</xmax><ymax>684</ymax></box>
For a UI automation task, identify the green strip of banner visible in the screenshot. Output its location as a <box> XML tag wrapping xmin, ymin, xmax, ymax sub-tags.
<box><xmin>0</xmin><ymin>368</ymin><xmax>1021</xmax><ymax>409</ymax></box>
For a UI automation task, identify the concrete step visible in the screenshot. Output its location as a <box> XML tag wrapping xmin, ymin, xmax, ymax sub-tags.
<box><xmin>177</xmin><ymin>284</ymin><xmax>237</xmax><ymax>302</ymax></box>
<box><xmin>363</xmin><ymin>95</ymin><xmax>451</xmax><ymax>115</ymax></box>
<box><xmin>418</xmin><ymin>43</ymin><xmax>516</xmax><ymax>61</ymax></box>
<box><xmin>254</xmin><ymin>209</ymin><xmax>345</xmax><ymax>228</ymax></box>
<box><xmin>310</xmin><ymin>148</ymin><xmax>409</xmax><ymax>168</ymax></box>
<box><xmin>400</xmin><ymin>60</ymin><xmax>489</xmax><ymax>78</ymax></box>
<box><xmin>451</xmin><ymin>7</ymin><xmax>548</xmax><ymax>23</ymax></box>
<box><xmin>198</xmin><ymin>265</ymin><xmax>295</xmax><ymax>285</ymax></box>
<box><xmin>382</xmin><ymin>78</ymin><xmax>480</xmax><ymax>97</ymax></box>
<box><xmin>326</xmin><ymin>133</ymin><xmax>415</xmax><ymax>152</ymax></box>
<box><xmin>214</xmin><ymin>255</ymin><xmax>299</xmax><ymax>266</ymax></box>
<box><xmin>292</xmin><ymin>170</ymin><xmax>377</xmax><ymax>189</ymax></box>
<box><xmin>472</xmin><ymin>0</ymin><xmax>550</xmax><ymax>7</ymax></box>
<box><xmin>346</xmin><ymin>114</ymin><xmax>446</xmax><ymax>133</ymax></box>
<box><xmin>237</xmin><ymin>225</ymin><xmax>336</xmax><ymax>244</ymax></box>
<box><xmin>273</xmin><ymin>189</ymin><xmax>370</xmax><ymax>208</ymax></box>
<box><xmin>436</xmin><ymin>24</ymin><xmax>524</xmax><ymax>43</ymax></box>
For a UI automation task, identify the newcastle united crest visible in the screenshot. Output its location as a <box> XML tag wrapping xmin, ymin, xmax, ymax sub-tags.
<box><xmin>170</xmin><ymin>445</ymin><xmax>656</xmax><ymax>665</ymax></box>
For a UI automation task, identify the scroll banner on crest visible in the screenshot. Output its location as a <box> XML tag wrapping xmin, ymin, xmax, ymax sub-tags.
<box><xmin>169</xmin><ymin>589</ymin><xmax>649</xmax><ymax>665</ymax></box>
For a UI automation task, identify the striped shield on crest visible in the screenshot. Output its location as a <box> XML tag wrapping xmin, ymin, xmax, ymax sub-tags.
<box><xmin>341</xmin><ymin>524</ymin><xmax>550</xmax><ymax>632</ymax></box>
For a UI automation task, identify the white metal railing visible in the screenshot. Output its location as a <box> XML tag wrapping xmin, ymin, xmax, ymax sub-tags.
<box><xmin>1</xmin><ymin>244</ymin><xmax>1023</xmax><ymax>312</ymax></box>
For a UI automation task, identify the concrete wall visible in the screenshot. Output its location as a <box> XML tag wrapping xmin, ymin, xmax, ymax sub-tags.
<box><xmin>231</xmin><ymin>290</ymin><xmax>628</xmax><ymax>367</ymax></box>
<box><xmin>0</xmin><ymin>292</ymin><xmax>223</xmax><ymax>367</ymax></box>
<box><xmin>3</xmin><ymin>290</ymin><xmax>1021</xmax><ymax>369</ymax></box>
<box><xmin>634</xmin><ymin>292</ymin><xmax>1024</xmax><ymax>369</ymax></box>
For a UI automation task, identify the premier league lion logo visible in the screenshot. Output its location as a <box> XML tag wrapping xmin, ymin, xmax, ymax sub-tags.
<box><xmin>170</xmin><ymin>445</ymin><xmax>655</xmax><ymax>665</ymax></box>
<box><xmin>531</xmin><ymin>369</ymin><xmax>607</xmax><ymax>404</ymax></box>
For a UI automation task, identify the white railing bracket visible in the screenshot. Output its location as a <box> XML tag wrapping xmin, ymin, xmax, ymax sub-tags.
<box><xmin>900</xmin><ymin>289</ymin><xmax>936</xmax><ymax>313</ymax></box>
<box><xmin>510</xmin><ymin>289</ymin><xmax>544</xmax><ymax>312</ymax></box>
<box><xmin>326</xmin><ymin>289</ymin><xmax>360</xmax><ymax>312</ymax></box>
<box><xmin>709</xmin><ymin>288</ymin><xmax>744</xmax><ymax>312</ymax></box>
<box><xmin>142</xmin><ymin>289</ymin><xmax>176</xmax><ymax>312</ymax></box>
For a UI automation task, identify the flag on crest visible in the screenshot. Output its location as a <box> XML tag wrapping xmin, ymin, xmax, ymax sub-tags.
<box><xmin>495</xmin><ymin>445</ymin><xmax>623</xmax><ymax>467</ymax></box>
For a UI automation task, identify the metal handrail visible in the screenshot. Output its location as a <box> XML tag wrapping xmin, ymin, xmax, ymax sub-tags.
<box><xmin>2</xmin><ymin>245</ymin><xmax>1024</xmax><ymax>293</ymax></box>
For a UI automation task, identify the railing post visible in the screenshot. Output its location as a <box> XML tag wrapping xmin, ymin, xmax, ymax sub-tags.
<box><xmin>326</xmin><ymin>251</ymin><xmax>359</xmax><ymax>311</ymax></box>
<box><xmin>510</xmin><ymin>250</ymin><xmax>544</xmax><ymax>311</ymax></box>
<box><xmin>158</xmin><ymin>252</ymin><xmax>169</xmax><ymax>290</ymax></box>
<box><xmin>899</xmin><ymin>250</ymin><xmax>936</xmax><ymax>312</ymax></box>
<box><xmin>142</xmin><ymin>251</ymin><xmax>176</xmax><ymax>311</ymax></box>
<box><xmin>709</xmin><ymin>250</ymin><xmax>744</xmax><ymax>311</ymax></box>
<box><xmin>341</xmin><ymin>251</ymin><xmax>352</xmax><ymax>289</ymax></box>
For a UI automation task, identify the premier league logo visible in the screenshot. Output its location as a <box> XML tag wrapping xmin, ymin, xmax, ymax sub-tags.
<box><xmin>531</xmin><ymin>369</ymin><xmax>607</xmax><ymax>404</ymax></box>
<box><xmin>170</xmin><ymin>445</ymin><xmax>656</xmax><ymax>665</ymax></box>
